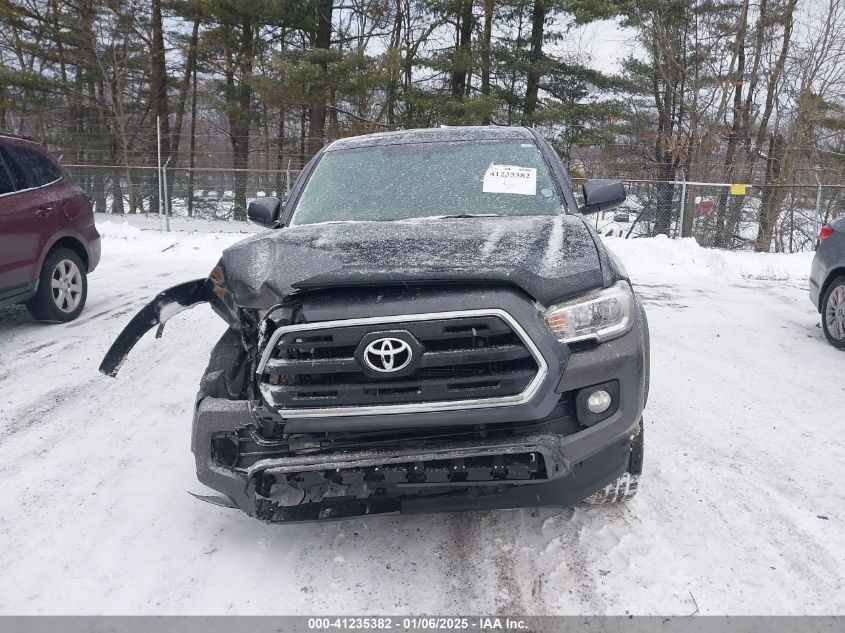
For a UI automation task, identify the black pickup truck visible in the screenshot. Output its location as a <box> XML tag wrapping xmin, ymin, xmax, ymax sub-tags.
<box><xmin>101</xmin><ymin>126</ymin><xmax>650</xmax><ymax>523</ymax></box>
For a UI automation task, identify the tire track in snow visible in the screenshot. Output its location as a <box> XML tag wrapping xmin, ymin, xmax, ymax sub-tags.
<box><xmin>442</xmin><ymin>512</ymin><xmax>491</xmax><ymax>610</ymax></box>
<box><xmin>486</xmin><ymin>511</ymin><xmax>530</xmax><ymax>615</ymax></box>
<box><xmin>535</xmin><ymin>508</ymin><xmax>604</xmax><ymax>612</ymax></box>
<box><xmin>0</xmin><ymin>378</ymin><xmax>99</xmax><ymax>450</ymax></box>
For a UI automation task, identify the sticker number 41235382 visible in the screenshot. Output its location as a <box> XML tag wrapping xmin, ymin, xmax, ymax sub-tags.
<box><xmin>482</xmin><ymin>164</ymin><xmax>537</xmax><ymax>196</ymax></box>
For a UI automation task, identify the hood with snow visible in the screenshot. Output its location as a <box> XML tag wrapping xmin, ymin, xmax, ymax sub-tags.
<box><xmin>219</xmin><ymin>214</ymin><xmax>605</xmax><ymax>307</ymax></box>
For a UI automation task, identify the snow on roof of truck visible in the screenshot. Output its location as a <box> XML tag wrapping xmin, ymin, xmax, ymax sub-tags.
<box><xmin>327</xmin><ymin>125</ymin><xmax>535</xmax><ymax>151</ymax></box>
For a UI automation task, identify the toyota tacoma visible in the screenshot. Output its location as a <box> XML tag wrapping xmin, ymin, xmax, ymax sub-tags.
<box><xmin>100</xmin><ymin>126</ymin><xmax>650</xmax><ymax>522</ymax></box>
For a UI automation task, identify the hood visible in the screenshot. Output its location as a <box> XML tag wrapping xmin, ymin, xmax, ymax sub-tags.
<box><xmin>221</xmin><ymin>214</ymin><xmax>603</xmax><ymax>307</ymax></box>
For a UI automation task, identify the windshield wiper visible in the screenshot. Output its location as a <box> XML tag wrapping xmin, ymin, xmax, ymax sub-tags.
<box><xmin>435</xmin><ymin>213</ymin><xmax>503</xmax><ymax>219</ymax></box>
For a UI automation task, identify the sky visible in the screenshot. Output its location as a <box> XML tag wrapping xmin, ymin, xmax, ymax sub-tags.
<box><xmin>551</xmin><ymin>18</ymin><xmax>641</xmax><ymax>75</ymax></box>
<box><xmin>550</xmin><ymin>0</ymin><xmax>836</xmax><ymax>76</ymax></box>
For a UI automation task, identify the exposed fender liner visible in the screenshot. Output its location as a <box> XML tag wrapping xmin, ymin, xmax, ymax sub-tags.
<box><xmin>99</xmin><ymin>278</ymin><xmax>210</xmax><ymax>377</ymax></box>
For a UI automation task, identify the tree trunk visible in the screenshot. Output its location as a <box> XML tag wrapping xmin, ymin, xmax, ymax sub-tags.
<box><xmin>93</xmin><ymin>167</ymin><xmax>107</xmax><ymax>215</ymax></box>
<box><xmin>756</xmin><ymin>132</ymin><xmax>786</xmax><ymax>252</ymax></box>
<box><xmin>300</xmin><ymin>105</ymin><xmax>307</xmax><ymax>167</ymax></box>
<box><xmin>385</xmin><ymin>0</ymin><xmax>403</xmax><ymax>124</ymax></box>
<box><xmin>151</xmin><ymin>0</ymin><xmax>170</xmax><ymax>163</ymax></box>
<box><xmin>308</xmin><ymin>0</ymin><xmax>333</xmax><ymax>157</ymax></box>
<box><xmin>480</xmin><ymin>0</ymin><xmax>493</xmax><ymax>122</ymax></box>
<box><xmin>524</xmin><ymin>0</ymin><xmax>546</xmax><ymax>117</ymax></box>
<box><xmin>450</xmin><ymin>0</ymin><xmax>473</xmax><ymax>99</ymax></box>
<box><xmin>747</xmin><ymin>0</ymin><xmax>796</xmax><ymax>173</ymax></box>
<box><xmin>110</xmin><ymin>169</ymin><xmax>124</xmax><ymax>215</ymax></box>
<box><xmin>720</xmin><ymin>0</ymin><xmax>769</xmax><ymax>242</ymax></box>
<box><xmin>171</xmin><ymin>14</ymin><xmax>200</xmax><ymax>163</ymax></box>
<box><xmin>654</xmin><ymin>165</ymin><xmax>675</xmax><ymax>237</ymax></box>
<box><xmin>225</xmin><ymin>18</ymin><xmax>255</xmax><ymax>222</ymax></box>
<box><xmin>714</xmin><ymin>0</ymin><xmax>748</xmax><ymax>247</ymax></box>
<box><xmin>749</xmin><ymin>0</ymin><xmax>797</xmax><ymax>252</ymax></box>
<box><xmin>187</xmin><ymin>56</ymin><xmax>198</xmax><ymax>218</ymax></box>
<box><xmin>150</xmin><ymin>0</ymin><xmax>170</xmax><ymax>216</ymax></box>
<box><xmin>276</xmin><ymin>106</ymin><xmax>286</xmax><ymax>197</ymax></box>
<box><xmin>652</xmin><ymin>66</ymin><xmax>674</xmax><ymax>236</ymax></box>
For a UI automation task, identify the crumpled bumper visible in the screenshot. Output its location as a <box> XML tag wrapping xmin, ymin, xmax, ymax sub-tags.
<box><xmin>191</xmin><ymin>395</ymin><xmax>637</xmax><ymax>522</ymax></box>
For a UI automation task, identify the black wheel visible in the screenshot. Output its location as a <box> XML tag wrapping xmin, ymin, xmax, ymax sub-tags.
<box><xmin>583</xmin><ymin>419</ymin><xmax>643</xmax><ymax>505</ymax></box>
<box><xmin>821</xmin><ymin>275</ymin><xmax>845</xmax><ymax>350</ymax></box>
<box><xmin>26</xmin><ymin>248</ymin><xmax>88</xmax><ymax>323</ymax></box>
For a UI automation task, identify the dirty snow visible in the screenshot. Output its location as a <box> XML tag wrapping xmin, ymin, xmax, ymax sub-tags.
<box><xmin>0</xmin><ymin>220</ymin><xmax>843</xmax><ymax>615</ymax></box>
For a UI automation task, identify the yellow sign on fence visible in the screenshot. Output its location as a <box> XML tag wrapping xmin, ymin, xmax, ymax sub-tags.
<box><xmin>730</xmin><ymin>183</ymin><xmax>747</xmax><ymax>196</ymax></box>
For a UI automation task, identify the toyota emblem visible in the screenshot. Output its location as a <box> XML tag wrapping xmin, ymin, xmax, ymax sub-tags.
<box><xmin>363</xmin><ymin>337</ymin><xmax>413</xmax><ymax>373</ymax></box>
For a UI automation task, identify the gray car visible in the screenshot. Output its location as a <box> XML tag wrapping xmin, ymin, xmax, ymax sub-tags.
<box><xmin>810</xmin><ymin>215</ymin><xmax>845</xmax><ymax>349</ymax></box>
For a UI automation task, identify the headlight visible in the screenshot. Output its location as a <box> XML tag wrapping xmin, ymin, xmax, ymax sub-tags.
<box><xmin>544</xmin><ymin>281</ymin><xmax>634</xmax><ymax>344</ymax></box>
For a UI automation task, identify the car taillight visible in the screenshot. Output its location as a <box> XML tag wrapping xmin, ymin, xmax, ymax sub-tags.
<box><xmin>819</xmin><ymin>226</ymin><xmax>834</xmax><ymax>241</ymax></box>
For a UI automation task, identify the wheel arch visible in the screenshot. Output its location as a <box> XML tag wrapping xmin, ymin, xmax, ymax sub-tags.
<box><xmin>820</xmin><ymin>268</ymin><xmax>845</xmax><ymax>311</ymax></box>
<box><xmin>44</xmin><ymin>236</ymin><xmax>90</xmax><ymax>272</ymax></box>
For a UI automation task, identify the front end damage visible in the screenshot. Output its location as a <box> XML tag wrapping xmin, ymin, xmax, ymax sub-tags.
<box><xmin>99</xmin><ymin>260</ymin><xmax>248</xmax><ymax>378</ymax></box>
<box><xmin>100</xmin><ymin>219</ymin><xmax>648</xmax><ymax>523</ymax></box>
<box><xmin>191</xmin><ymin>395</ymin><xmax>638</xmax><ymax>522</ymax></box>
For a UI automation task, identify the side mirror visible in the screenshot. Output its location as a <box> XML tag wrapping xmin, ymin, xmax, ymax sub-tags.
<box><xmin>580</xmin><ymin>179</ymin><xmax>626</xmax><ymax>214</ymax></box>
<box><xmin>247</xmin><ymin>196</ymin><xmax>282</xmax><ymax>228</ymax></box>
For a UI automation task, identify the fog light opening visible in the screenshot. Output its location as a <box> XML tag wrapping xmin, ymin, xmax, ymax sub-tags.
<box><xmin>574</xmin><ymin>380</ymin><xmax>620</xmax><ymax>427</ymax></box>
<box><xmin>586</xmin><ymin>389</ymin><xmax>612</xmax><ymax>414</ymax></box>
<box><xmin>211</xmin><ymin>433</ymin><xmax>239</xmax><ymax>468</ymax></box>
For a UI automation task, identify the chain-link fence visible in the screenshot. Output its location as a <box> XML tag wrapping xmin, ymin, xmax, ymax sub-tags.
<box><xmin>64</xmin><ymin>165</ymin><xmax>298</xmax><ymax>234</ymax></box>
<box><xmin>66</xmin><ymin>165</ymin><xmax>845</xmax><ymax>251</ymax></box>
<box><xmin>579</xmin><ymin>179</ymin><xmax>845</xmax><ymax>253</ymax></box>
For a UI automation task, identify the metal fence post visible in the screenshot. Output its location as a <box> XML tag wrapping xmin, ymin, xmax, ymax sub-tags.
<box><xmin>677</xmin><ymin>175</ymin><xmax>687</xmax><ymax>239</ymax></box>
<box><xmin>815</xmin><ymin>177</ymin><xmax>823</xmax><ymax>238</ymax></box>
<box><xmin>162</xmin><ymin>156</ymin><xmax>172</xmax><ymax>232</ymax></box>
<box><xmin>156</xmin><ymin>116</ymin><xmax>163</xmax><ymax>229</ymax></box>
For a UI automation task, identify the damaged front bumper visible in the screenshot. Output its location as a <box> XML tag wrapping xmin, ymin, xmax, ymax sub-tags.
<box><xmin>99</xmin><ymin>261</ymin><xmax>242</xmax><ymax>378</ymax></box>
<box><xmin>100</xmin><ymin>279</ymin><xmax>211</xmax><ymax>377</ymax></box>
<box><xmin>191</xmin><ymin>397</ymin><xmax>636</xmax><ymax>522</ymax></box>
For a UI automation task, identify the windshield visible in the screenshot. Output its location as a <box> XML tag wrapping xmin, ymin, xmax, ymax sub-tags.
<box><xmin>290</xmin><ymin>140</ymin><xmax>563</xmax><ymax>225</ymax></box>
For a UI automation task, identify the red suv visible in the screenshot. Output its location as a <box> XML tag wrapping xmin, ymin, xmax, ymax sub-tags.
<box><xmin>0</xmin><ymin>134</ymin><xmax>100</xmax><ymax>322</ymax></box>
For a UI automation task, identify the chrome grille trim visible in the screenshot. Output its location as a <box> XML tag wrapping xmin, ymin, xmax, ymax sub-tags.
<box><xmin>256</xmin><ymin>309</ymin><xmax>548</xmax><ymax>418</ymax></box>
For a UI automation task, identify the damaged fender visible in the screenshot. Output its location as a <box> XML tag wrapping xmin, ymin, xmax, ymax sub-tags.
<box><xmin>99</xmin><ymin>279</ymin><xmax>212</xmax><ymax>377</ymax></box>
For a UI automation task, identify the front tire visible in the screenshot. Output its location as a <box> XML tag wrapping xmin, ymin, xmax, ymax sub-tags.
<box><xmin>26</xmin><ymin>248</ymin><xmax>88</xmax><ymax>323</ymax></box>
<box><xmin>583</xmin><ymin>419</ymin><xmax>643</xmax><ymax>505</ymax></box>
<box><xmin>821</xmin><ymin>275</ymin><xmax>845</xmax><ymax>350</ymax></box>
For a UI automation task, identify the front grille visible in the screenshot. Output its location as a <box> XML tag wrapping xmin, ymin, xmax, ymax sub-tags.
<box><xmin>257</xmin><ymin>311</ymin><xmax>543</xmax><ymax>413</ymax></box>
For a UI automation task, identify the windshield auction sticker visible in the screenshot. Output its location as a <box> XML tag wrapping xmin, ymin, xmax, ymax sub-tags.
<box><xmin>482</xmin><ymin>164</ymin><xmax>537</xmax><ymax>196</ymax></box>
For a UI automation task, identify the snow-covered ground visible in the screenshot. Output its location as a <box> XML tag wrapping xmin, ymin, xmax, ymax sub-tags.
<box><xmin>97</xmin><ymin>211</ymin><xmax>258</xmax><ymax>234</ymax></box>
<box><xmin>0</xmin><ymin>222</ymin><xmax>843</xmax><ymax>615</ymax></box>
